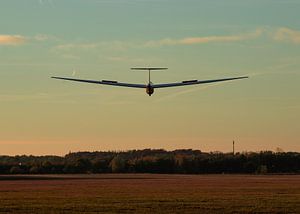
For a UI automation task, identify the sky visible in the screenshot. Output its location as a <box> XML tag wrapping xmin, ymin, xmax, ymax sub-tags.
<box><xmin>0</xmin><ymin>0</ymin><xmax>299</xmax><ymax>155</ymax></box>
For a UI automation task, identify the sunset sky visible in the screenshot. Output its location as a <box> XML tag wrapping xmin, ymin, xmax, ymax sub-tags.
<box><xmin>0</xmin><ymin>0</ymin><xmax>299</xmax><ymax>155</ymax></box>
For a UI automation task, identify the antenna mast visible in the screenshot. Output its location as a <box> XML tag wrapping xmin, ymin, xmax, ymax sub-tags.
<box><xmin>233</xmin><ymin>140</ymin><xmax>235</xmax><ymax>155</ymax></box>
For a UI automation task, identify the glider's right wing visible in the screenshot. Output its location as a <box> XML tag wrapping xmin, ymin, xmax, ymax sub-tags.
<box><xmin>152</xmin><ymin>76</ymin><xmax>248</xmax><ymax>88</ymax></box>
<box><xmin>51</xmin><ymin>76</ymin><xmax>146</xmax><ymax>88</ymax></box>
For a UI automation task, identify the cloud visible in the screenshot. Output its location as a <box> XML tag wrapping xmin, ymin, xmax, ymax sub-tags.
<box><xmin>0</xmin><ymin>93</ymin><xmax>49</xmax><ymax>102</ymax></box>
<box><xmin>105</xmin><ymin>56</ymin><xmax>150</xmax><ymax>63</ymax></box>
<box><xmin>53</xmin><ymin>40</ymin><xmax>133</xmax><ymax>52</ymax></box>
<box><xmin>51</xmin><ymin>27</ymin><xmax>300</xmax><ymax>55</ymax></box>
<box><xmin>273</xmin><ymin>27</ymin><xmax>300</xmax><ymax>44</ymax></box>
<box><xmin>34</xmin><ymin>34</ymin><xmax>56</xmax><ymax>41</ymax></box>
<box><xmin>145</xmin><ymin>29</ymin><xmax>263</xmax><ymax>47</ymax></box>
<box><xmin>62</xmin><ymin>54</ymin><xmax>80</xmax><ymax>60</ymax></box>
<box><xmin>273</xmin><ymin>0</ymin><xmax>300</xmax><ymax>4</ymax></box>
<box><xmin>0</xmin><ymin>35</ymin><xmax>26</xmax><ymax>45</ymax></box>
<box><xmin>0</xmin><ymin>34</ymin><xmax>58</xmax><ymax>45</ymax></box>
<box><xmin>54</xmin><ymin>43</ymin><xmax>99</xmax><ymax>50</ymax></box>
<box><xmin>53</xmin><ymin>29</ymin><xmax>264</xmax><ymax>53</ymax></box>
<box><xmin>38</xmin><ymin>0</ymin><xmax>53</xmax><ymax>5</ymax></box>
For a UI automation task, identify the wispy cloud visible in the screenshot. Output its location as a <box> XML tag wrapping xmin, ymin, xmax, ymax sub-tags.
<box><xmin>53</xmin><ymin>41</ymin><xmax>132</xmax><ymax>52</ymax></box>
<box><xmin>52</xmin><ymin>29</ymin><xmax>264</xmax><ymax>54</ymax></box>
<box><xmin>0</xmin><ymin>93</ymin><xmax>49</xmax><ymax>102</ymax></box>
<box><xmin>105</xmin><ymin>56</ymin><xmax>156</xmax><ymax>63</ymax></box>
<box><xmin>54</xmin><ymin>43</ymin><xmax>99</xmax><ymax>50</ymax></box>
<box><xmin>34</xmin><ymin>34</ymin><xmax>59</xmax><ymax>42</ymax></box>
<box><xmin>145</xmin><ymin>29</ymin><xmax>263</xmax><ymax>47</ymax></box>
<box><xmin>89</xmin><ymin>0</ymin><xmax>171</xmax><ymax>4</ymax></box>
<box><xmin>273</xmin><ymin>0</ymin><xmax>300</xmax><ymax>4</ymax></box>
<box><xmin>51</xmin><ymin>27</ymin><xmax>300</xmax><ymax>55</ymax></box>
<box><xmin>38</xmin><ymin>0</ymin><xmax>53</xmax><ymax>5</ymax></box>
<box><xmin>62</xmin><ymin>54</ymin><xmax>80</xmax><ymax>60</ymax></box>
<box><xmin>0</xmin><ymin>35</ymin><xmax>26</xmax><ymax>45</ymax></box>
<box><xmin>0</xmin><ymin>34</ymin><xmax>59</xmax><ymax>46</ymax></box>
<box><xmin>273</xmin><ymin>27</ymin><xmax>300</xmax><ymax>44</ymax></box>
<box><xmin>0</xmin><ymin>91</ymin><xmax>96</xmax><ymax>103</ymax></box>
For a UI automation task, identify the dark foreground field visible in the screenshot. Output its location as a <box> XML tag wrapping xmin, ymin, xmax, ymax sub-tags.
<box><xmin>0</xmin><ymin>174</ymin><xmax>299</xmax><ymax>213</ymax></box>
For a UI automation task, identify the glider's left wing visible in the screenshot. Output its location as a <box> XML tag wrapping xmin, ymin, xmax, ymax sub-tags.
<box><xmin>152</xmin><ymin>76</ymin><xmax>248</xmax><ymax>88</ymax></box>
<box><xmin>51</xmin><ymin>77</ymin><xmax>146</xmax><ymax>88</ymax></box>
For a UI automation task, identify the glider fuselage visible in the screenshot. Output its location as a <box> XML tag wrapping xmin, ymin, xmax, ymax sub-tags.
<box><xmin>146</xmin><ymin>83</ymin><xmax>154</xmax><ymax>96</ymax></box>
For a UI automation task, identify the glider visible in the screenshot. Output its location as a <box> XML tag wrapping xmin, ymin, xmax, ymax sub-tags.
<box><xmin>52</xmin><ymin>68</ymin><xmax>248</xmax><ymax>96</ymax></box>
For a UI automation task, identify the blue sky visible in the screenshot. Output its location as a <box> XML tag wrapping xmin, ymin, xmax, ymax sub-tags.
<box><xmin>0</xmin><ymin>0</ymin><xmax>299</xmax><ymax>155</ymax></box>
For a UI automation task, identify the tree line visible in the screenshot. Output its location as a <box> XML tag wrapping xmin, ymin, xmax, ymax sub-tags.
<box><xmin>0</xmin><ymin>149</ymin><xmax>299</xmax><ymax>174</ymax></box>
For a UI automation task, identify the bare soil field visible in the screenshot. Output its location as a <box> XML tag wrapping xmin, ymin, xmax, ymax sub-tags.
<box><xmin>0</xmin><ymin>174</ymin><xmax>299</xmax><ymax>213</ymax></box>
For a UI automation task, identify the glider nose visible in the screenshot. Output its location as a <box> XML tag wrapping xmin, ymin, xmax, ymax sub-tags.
<box><xmin>146</xmin><ymin>85</ymin><xmax>154</xmax><ymax>96</ymax></box>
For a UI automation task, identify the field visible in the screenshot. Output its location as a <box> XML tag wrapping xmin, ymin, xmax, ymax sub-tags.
<box><xmin>0</xmin><ymin>174</ymin><xmax>299</xmax><ymax>213</ymax></box>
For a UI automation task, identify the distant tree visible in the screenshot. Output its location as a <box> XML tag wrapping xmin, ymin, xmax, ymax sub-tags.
<box><xmin>41</xmin><ymin>161</ymin><xmax>53</xmax><ymax>173</ymax></box>
<box><xmin>10</xmin><ymin>166</ymin><xmax>24</xmax><ymax>174</ymax></box>
<box><xmin>276</xmin><ymin>147</ymin><xmax>284</xmax><ymax>153</ymax></box>
<box><xmin>76</xmin><ymin>158</ymin><xmax>92</xmax><ymax>173</ymax></box>
<box><xmin>257</xmin><ymin>165</ymin><xmax>268</xmax><ymax>174</ymax></box>
<box><xmin>92</xmin><ymin>159</ymin><xmax>110</xmax><ymax>173</ymax></box>
<box><xmin>110</xmin><ymin>156</ymin><xmax>126</xmax><ymax>173</ymax></box>
<box><xmin>29</xmin><ymin>166</ymin><xmax>40</xmax><ymax>174</ymax></box>
<box><xmin>243</xmin><ymin>161</ymin><xmax>256</xmax><ymax>173</ymax></box>
<box><xmin>0</xmin><ymin>149</ymin><xmax>299</xmax><ymax>174</ymax></box>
